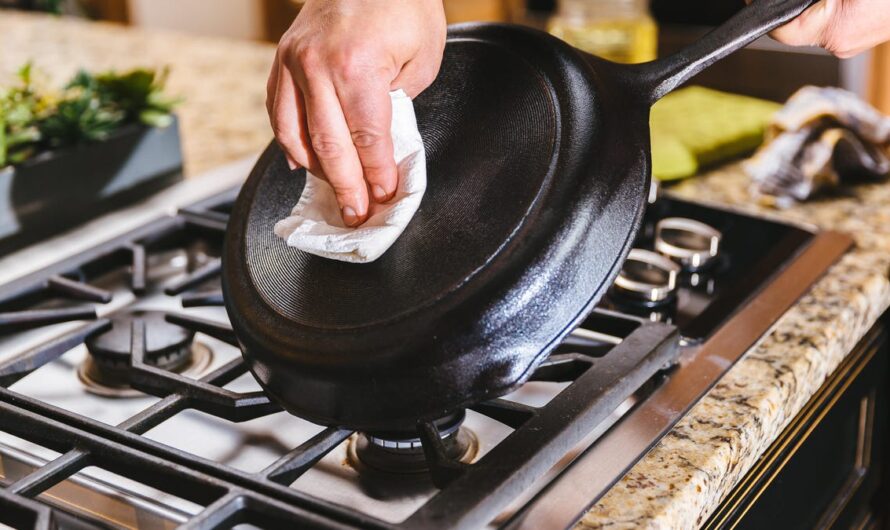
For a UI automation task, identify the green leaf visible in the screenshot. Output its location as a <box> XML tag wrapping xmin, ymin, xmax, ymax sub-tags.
<box><xmin>139</xmin><ymin>109</ymin><xmax>173</xmax><ymax>128</ymax></box>
<box><xmin>17</xmin><ymin>62</ymin><xmax>32</xmax><ymax>87</ymax></box>
<box><xmin>8</xmin><ymin>146</ymin><xmax>35</xmax><ymax>164</ymax></box>
<box><xmin>67</xmin><ymin>69</ymin><xmax>96</xmax><ymax>91</ymax></box>
<box><xmin>6</xmin><ymin>127</ymin><xmax>40</xmax><ymax>147</ymax></box>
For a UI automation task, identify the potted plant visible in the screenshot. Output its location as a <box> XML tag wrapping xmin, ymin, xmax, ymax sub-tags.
<box><xmin>0</xmin><ymin>64</ymin><xmax>183</xmax><ymax>254</ymax></box>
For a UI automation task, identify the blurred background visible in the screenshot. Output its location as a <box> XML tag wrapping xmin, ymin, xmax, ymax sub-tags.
<box><xmin>3</xmin><ymin>0</ymin><xmax>887</xmax><ymax>113</ymax></box>
<box><xmin>3</xmin><ymin>0</ymin><xmax>889</xmax><ymax>180</ymax></box>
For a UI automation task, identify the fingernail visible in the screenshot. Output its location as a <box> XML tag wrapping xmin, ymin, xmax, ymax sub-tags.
<box><xmin>286</xmin><ymin>157</ymin><xmax>297</xmax><ymax>170</ymax></box>
<box><xmin>342</xmin><ymin>206</ymin><xmax>359</xmax><ymax>226</ymax></box>
<box><xmin>372</xmin><ymin>184</ymin><xmax>388</xmax><ymax>202</ymax></box>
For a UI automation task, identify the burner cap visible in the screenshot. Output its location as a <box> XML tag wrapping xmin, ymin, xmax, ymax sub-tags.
<box><xmin>349</xmin><ymin>412</ymin><xmax>477</xmax><ymax>474</ymax></box>
<box><xmin>85</xmin><ymin>310</ymin><xmax>195</xmax><ymax>371</ymax></box>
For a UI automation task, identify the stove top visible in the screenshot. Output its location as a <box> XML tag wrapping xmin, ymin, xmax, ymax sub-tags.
<box><xmin>604</xmin><ymin>196</ymin><xmax>816</xmax><ymax>341</ymax></box>
<box><xmin>0</xmin><ymin>179</ymin><xmax>851</xmax><ymax>530</ymax></box>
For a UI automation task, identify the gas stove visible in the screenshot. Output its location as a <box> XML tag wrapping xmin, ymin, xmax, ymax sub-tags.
<box><xmin>0</xmin><ymin>162</ymin><xmax>850</xmax><ymax>530</ymax></box>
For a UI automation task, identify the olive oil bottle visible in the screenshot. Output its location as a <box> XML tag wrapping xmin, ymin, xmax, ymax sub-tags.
<box><xmin>548</xmin><ymin>0</ymin><xmax>657</xmax><ymax>64</ymax></box>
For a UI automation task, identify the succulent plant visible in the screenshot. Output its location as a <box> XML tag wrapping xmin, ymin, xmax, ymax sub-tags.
<box><xmin>0</xmin><ymin>63</ymin><xmax>180</xmax><ymax>168</ymax></box>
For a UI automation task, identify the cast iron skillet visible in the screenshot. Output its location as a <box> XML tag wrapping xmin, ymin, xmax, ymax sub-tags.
<box><xmin>223</xmin><ymin>0</ymin><xmax>816</xmax><ymax>432</ymax></box>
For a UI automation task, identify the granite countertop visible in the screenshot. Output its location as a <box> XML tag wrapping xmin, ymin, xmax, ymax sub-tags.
<box><xmin>581</xmin><ymin>169</ymin><xmax>890</xmax><ymax>528</ymax></box>
<box><xmin>0</xmin><ymin>11</ymin><xmax>276</xmax><ymax>177</ymax></box>
<box><xmin>5</xmin><ymin>11</ymin><xmax>890</xmax><ymax>529</ymax></box>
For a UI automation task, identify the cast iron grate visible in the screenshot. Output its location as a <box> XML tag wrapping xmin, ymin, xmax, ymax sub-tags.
<box><xmin>0</xmin><ymin>190</ymin><xmax>680</xmax><ymax>529</ymax></box>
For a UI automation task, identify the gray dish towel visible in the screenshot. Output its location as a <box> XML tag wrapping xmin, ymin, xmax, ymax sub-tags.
<box><xmin>745</xmin><ymin>86</ymin><xmax>890</xmax><ymax>207</ymax></box>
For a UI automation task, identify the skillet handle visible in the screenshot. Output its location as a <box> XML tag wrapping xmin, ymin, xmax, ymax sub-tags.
<box><xmin>626</xmin><ymin>0</ymin><xmax>819</xmax><ymax>105</ymax></box>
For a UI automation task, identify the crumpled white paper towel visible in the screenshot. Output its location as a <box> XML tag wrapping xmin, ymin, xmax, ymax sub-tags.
<box><xmin>273</xmin><ymin>90</ymin><xmax>426</xmax><ymax>263</ymax></box>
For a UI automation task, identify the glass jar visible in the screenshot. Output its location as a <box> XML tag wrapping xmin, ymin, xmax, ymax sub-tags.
<box><xmin>548</xmin><ymin>0</ymin><xmax>658</xmax><ymax>64</ymax></box>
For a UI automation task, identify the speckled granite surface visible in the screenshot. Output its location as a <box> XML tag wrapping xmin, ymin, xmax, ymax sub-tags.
<box><xmin>580</xmin><ymin>166</ymin><xmax>890</xmax><ymax>528</ymax></box>
<box><xmin>5</xmin><ymin>11</ymin><xmax>889</xmax><ymax>530</ymax></box>
<box><xmin>0</xmin><ymin>11</ymin><xmax>275</xmax><ymax>176</ymax></box>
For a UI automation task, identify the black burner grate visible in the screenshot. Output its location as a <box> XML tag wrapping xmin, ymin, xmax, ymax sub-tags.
<box><xmin>0</xmin><ymin>190</ymin><xmax>680</xmax><ymax>530</ymax></box>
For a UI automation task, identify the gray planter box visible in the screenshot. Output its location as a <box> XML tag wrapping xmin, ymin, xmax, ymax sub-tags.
<box><xmin>0</xmin><ymin>116</ymin><xmax>184</xmax><ymax>255</ymax></box>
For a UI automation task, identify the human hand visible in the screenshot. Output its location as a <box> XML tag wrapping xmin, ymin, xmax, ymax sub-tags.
<box><xmin>764</xmin><ymin>0</ymin><xmax>890</xmax><ymax>58</ymax></box>
<box><xmin>268</xmin><ymin>0</ymin><xmax>446</xmax><ymax>226</ymax></box>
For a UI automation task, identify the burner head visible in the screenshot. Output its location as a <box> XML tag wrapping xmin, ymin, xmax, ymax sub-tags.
<box><xmin>85</xmin><ymin>310</ymin><xmax>195</xmax><ymax>371</ymax></box>
<box><xmin>348</xmin><ymin>412</ymin><xmax>477</xmax><ymax>475</ymax></box>
<box><xmin>79</xmin><ymin>310</ymin><xmax>213</xmax><ymax>397</ymax></box>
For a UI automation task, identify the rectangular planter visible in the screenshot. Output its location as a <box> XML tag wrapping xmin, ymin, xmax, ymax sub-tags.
<box><xmin>0</xmin><ymin>116</ymin><xmax>184</xmax><ymax>255</ymax></box>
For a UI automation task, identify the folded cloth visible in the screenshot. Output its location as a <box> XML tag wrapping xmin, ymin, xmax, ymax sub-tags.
<box><xmin>744</xmin><ymin>86</ymin><xmax>890</xmax><ymax>207</ymax></box>
<box><xmin>273</xmin><ymin>90</ymin><xmax>426</xmax><ymax>263</ymax></box>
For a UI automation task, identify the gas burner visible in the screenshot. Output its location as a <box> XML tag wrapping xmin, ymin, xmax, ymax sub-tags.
<box><xmin>654</xmin><ymin>217</ymin><xmax>722</xmax><ymax>271</ymax></box>
<box><xmin>78</xmin><ymin>310</ymin><xmax>213</xmax><ymax>397</ymax></box>
<box><xmin>0</xmin><ymin>188</ymin><xmax>844</xmax><ymax>529</ymax></box>
<box><xmin>347</xmin><ymin>412</ymin><xmax>478</xmax><ymax>475</ymax></box>
<box><xmin>611</xmin><ymin>249</ymin><xmax>681</xmax><ymax>306</ymax></box>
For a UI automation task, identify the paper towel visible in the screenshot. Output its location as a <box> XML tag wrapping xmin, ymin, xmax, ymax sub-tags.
<box><xmin>273</xmin><ymin>90</ymin><xmax>426</xmax><ymax>263</ymax></box>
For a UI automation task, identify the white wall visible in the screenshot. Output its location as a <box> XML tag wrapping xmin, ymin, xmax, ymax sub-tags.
<box><xmin>127</xmin><ymin>0</ymin><xmax>265</xmax><ymax>40</ymax></box>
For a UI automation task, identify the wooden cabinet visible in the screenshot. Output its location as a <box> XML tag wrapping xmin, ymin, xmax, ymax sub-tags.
<box><xmin>704</xmin><ymin>319</ymin><xmax>889</xmax><ymax>529</ymax></box>
<box><xmin>870</xmin><ymin>44</ymin><xmax>890</xmax><ymax>116</ymax></box>
<box><xmin>262</xmin><ymin>0</ymin><xmax>301</xmax><ymax>43</ymax></box>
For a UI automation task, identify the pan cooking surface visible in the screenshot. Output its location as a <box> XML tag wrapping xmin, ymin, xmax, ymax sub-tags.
<box><xmin>244</xmin><ymin>40</ymin><xmax>559</xmax><ymax>329</ymax></box>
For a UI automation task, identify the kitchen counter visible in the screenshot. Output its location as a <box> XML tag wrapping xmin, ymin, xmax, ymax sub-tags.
<box><xmin>581</xmin><ymin>167</ymin><xmax>890</xmax><ymax>528</ymax></box>
<box><xmin>5</xmin><ymin>11</ymin><xmax>889</xmax><ymax>529</ymax></box>
<box><xmin>0</xmin><ymin>11</ymin><xmax>275</xmax><ymax>176</ymax></box>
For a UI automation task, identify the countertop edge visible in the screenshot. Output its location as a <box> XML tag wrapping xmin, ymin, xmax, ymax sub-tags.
<box><xmin>580</xmin><ymin>165</ymin><xmax>890</xmax><ymax>529</ymax></box>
